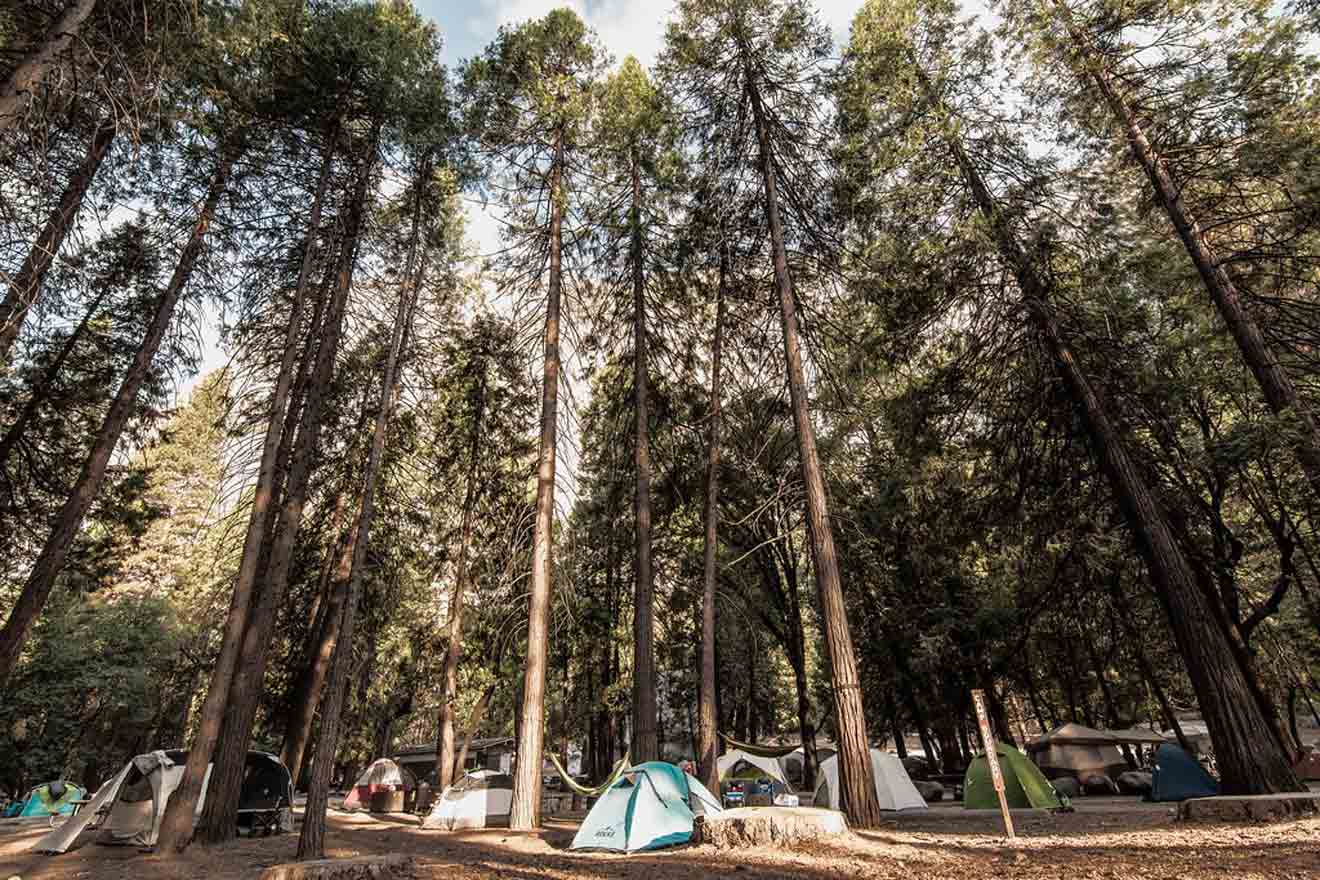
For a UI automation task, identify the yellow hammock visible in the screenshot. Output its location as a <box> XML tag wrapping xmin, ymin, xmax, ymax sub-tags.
<box><xmin>545</xmin><ymin>752</ymin><xmax>631</xmax><ymax>798</ymax></box>
<box><xmin>719</xmin><ymin>732</ymin><xmax>800</xmax><ymax>759</ymax></box>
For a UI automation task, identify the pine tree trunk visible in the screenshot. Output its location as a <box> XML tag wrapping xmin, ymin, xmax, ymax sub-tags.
<box><xmin>298</xmin><ymin>159</ymin><xmax>414</xmax><ymax>860</ymax></box>
<box><xmin>452</xmin><ymin>683</ymin><xmax>496</xmax><ymax>780</ymax></box>
<box><xmin>509</xmin><ymin>126</ymin><xmax>565</xmax><ymax>832</ymax></box>
<box><xmin>945</xmin><ymin>129</ymin><xmax>1302</xmax><ymax>795</ymax></box>
<box><xmin>630</xmin><ymin>150</ymin><xmax>658</xmax><ymax>764</ymax></box>
<box><xmin>0</xmin><ymin>117</ymin><xmax>116</xmax><ymax>363</ymax></box>
<box><xmin>436</xmin><ymin>360</ymin><xmax>487</xmax><ymax>790</ymax></box>
<box><xmin>0</xmin><ymin>142</ymin><xmax>237</xmax><ymax>685</ymax></box>
<box><xmin>198</xmin><ymin>134</ymin><xmax>382</xmax><ymax>845</ymax></box>
<box><xmin>0</xmin><ymin>0</ymin><xmax>98</xmax><ymax>134</ymax></box>
<box><xmin>697</xmin><ymin>246</ymin><xmax>727</xmax><ymax>795</ymax></box>
<box><xmin>1065</xmin><ymin>16</ymin><xmax>1320</xmax><ymax>511</ymax></box>
<box><xmin>746</xmin><ymin>77</ymin><xmax>881</xmax><ymax>827</ymax></box>
<box><xmin>154</xmin><ymin>131</ymin><xmax>337</xmax><ymax>853</ymax></box>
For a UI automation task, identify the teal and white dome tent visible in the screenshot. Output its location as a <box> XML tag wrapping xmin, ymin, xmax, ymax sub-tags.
<box><xmin>570</xmin><ymin>761</ymin><xmax>722</xmax><ymax>853</ymax></box>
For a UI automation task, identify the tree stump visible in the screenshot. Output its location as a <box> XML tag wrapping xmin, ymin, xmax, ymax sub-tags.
<box><xmin>258</xmin><ymin>855</ymin><xmax>417</xmax><ymax>880</ymax></box>
<box><xmin>692</xmin><ymin>807</ymin><xmax>849</xmax><ymax>849</ymax></box>
<box><xmin>1177</xmin><ymin>793</ymin><xmax>1319</xmax><ymax>823</ymax></box>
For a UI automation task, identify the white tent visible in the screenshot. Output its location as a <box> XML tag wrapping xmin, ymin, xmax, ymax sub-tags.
<box><xmin>717</xmin><ymin>750</ymin><xmax>790</xmax><ymax>786</ymax></box>
<box><xmin>779</xmin><ymin>746</ymin><xmax>836</xmax><ymax>786</ymax></box>
<box><xmin>422</xmin><ymin>770</ymin><xmax>513</xmax><ymax>831</ymax></box>
<box><xmin>814</xmin><ymin>749</ymin><xmax>926</xmax><ymax>811</ymax></box>
<box><xmin>31</xmin><ymin>749</ymin><xmax>292</xmax><ymax>854</ymax></box>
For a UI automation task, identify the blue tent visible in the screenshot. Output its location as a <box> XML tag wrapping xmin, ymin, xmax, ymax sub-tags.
<box><xmin>571</xmin><ymin>761</ymin><xmax>722</xmax><ymax>853</ymax></box>
<box><xmin>4</xmin><ymin>780</ymin><xmax>85</xmax><ymax>818</ymax></box>
<box><xmin>1149</xmin><ymin>744</ymin><xmax>1218</xmax><ymax>802</ymax></box>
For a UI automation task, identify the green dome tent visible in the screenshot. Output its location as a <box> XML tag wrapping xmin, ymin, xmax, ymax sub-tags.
<box><xmin>571</xmin><ymin>761</ymin><xmax>722</xmax><ymax>853</ymax></box>
<box><xmin>964</xmin><ymin>743</ymin><xmax>1062</xmax><ymax>810</ymax></box>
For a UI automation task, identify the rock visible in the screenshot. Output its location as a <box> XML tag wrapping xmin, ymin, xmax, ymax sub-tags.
<box><xmin>1050</xmin><ymin>777</ymin><xmax>1081</xmax><ymax>799</ymax></box>
<box><xmin>692</xmin><ymin>807</ymin><xmax>849</xmax><ymax>849</ymax></box>
<box><xmin>913</xmin><ymin>781</ymin><xmax>945</xmax><ymax>803</ymax></box>
<box><xmin>1116</xmin><ymin>771</ymin><xmax>1152</xmax><ymax>796</ymax></box>
<box><xmin>901</xmin><ymin>756</ymin><xmax>931</xmax><ymax>779</ymax></box>
<box><xmin>1081</xmin><ymin>773</ymin><xmax>1119</xmax><ymax>795</ymax></box>
<box><xmin>1177</xmin><ymin>793</ymin><xmax>1320</xmax><ymax>824</ymax></box>
<box><xmin>258</xmin><ymin>855</ymin><xmax>418</xmax><ymax>880</ymax></box>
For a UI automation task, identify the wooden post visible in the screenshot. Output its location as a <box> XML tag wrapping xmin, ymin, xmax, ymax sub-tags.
<box><xmin>972</xmin><ymin>689</ymin><xmax>1015</xmax><ymax>839</ymax></box>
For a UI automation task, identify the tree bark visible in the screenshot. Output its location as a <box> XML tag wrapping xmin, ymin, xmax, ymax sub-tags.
<box><xmin>453</xmin><ymin>683</ymin><xmax>496</xmax><ymax>780</ymax></box>
<box><xmin>746</xmin><ymin>76</ymin><xmax>880</xmax><ymax>826</ymax></box>
<box><xmin>629</xmin><ymin>148</ymin><xmax>658</xmax><ymax>765</ymax></box>
<box><xmin>944</xmin><ymin>123</ymin><xmax>1302</xmax><ymax>794</ymax></box>
<box><xmin>509</xmin><ymin>124</ymin><xmax>565</xmax><ymax>832</ymax></box>
<box><xmin>299</xmin><ymin>142</ymin><xmax>413</xmax><ymax>861</ymax></box>
<box><xmin>155</xmin><ymin>130</ymin><xmax>337</xmax><ymax>853</ymax></box>
<box><xmin>0</xmin><ymin>116</ymin><xmax>116</xmax><ymax>363</ymax></box>
<box><xmin>1062</xmin><ymin>11</ymin><xmax>1320</xmax><ymax>512</ymax></box>
<box><xmin>436</xmin><ymin>345</ymin><xmax>487</xmax><ymax>790</ymax></box>
<box><xmin>0</xmin><ymin>141</ymin><xmax>237</xmax><ymax>685</ymax></box>
<box><xmin>0</xmin><ymin>0</ymin><xmax>98</xmax><ymax>134</ymax></box>
<box><xmin>696</xmin><ymin>246</ymin><xmax>727</xmax><ymax>795</ymax></box>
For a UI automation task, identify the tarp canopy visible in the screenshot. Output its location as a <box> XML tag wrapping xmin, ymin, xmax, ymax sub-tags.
<box><xmin>571</xmin><ymin>761</ymin><xmax>722</xmax><ymax>853</ymax></box>
<box><xmin>717</xmin><ymin>750</ymin><xmax>790</xmax><ymax>787</ymax></box>
<box><xmin>31</xmin><ymin>749</ymin><xmax>292</xmax><ymax>854</ymax></box>
<box><xmin>5</xmin><ymin>781</ymin><xmax>85</xmax><ymax>818</ymax></box>
<box><xmin>814</xmin><ymin>749</ymin><xmax>926</xmax><ymax>811</ymax></box>
<box><xmin>964</xmin><ymin>743</ymin><xmax>1062</xmax><ymax>810</ymax></box>
<box><xmin>342</xmin><ymin>758</ymin><xmax>416</xmax><ymax>811</ymax></box>
<box><xmin>1027</xmin><ymin>724</ymin><xmax>1129</xmax><ymax>780</ymax></box>
<box><xmin>1149</xmin><ymin>744</ymin><xmax>1218</xmax><ymax>802</ymax></box>
<box><xmin>422</xmin><ymin>770</ymin><xmax>512</xmax><ymax>831</ymax></box>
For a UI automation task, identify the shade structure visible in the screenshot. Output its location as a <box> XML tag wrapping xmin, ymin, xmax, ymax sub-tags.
<box><xmin>571</xmin><ymin>761</ymin><xmax>722</xmax><ymax>852</ymax></box>
<box><xmin>813</xmin><ymin>749</ymin><xmax>926</xmax><ymax>811</ymax></box>
<box><xmin>964</xmin><ymin>743</ymin><xmax>1062</xmax><ymax>810</ymax></box>
<box><xmin>1149</xmin><ymin>744</ymin><xmax>1218</xmax><ymax>802</ymax></box>
<box><xmin>422</xmin><ymin>769</ymin><xmax>512</xmax><ymax>830</ymax></box>
<box><xmin>1027</xmin><ymin>723</ymin><xmax>1129</xmax><ymax>780</ymax></box>
<box><xmin>342</xmin><ymin>758</ymin><xmax>416</xmax><ymax>811</ymax></box>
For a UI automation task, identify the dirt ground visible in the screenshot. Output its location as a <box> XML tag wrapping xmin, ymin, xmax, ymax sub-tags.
<box><xmin>2</xmin><ymin>798</ymin><xmax>1318</xmax><ymax>880</ymax></box>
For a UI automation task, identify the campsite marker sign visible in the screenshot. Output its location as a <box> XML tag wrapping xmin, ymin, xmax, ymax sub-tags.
<box><xmin>972</xmin><ymin>689</ymin><xmax>1016</xmax><ymax>840</ymax></box>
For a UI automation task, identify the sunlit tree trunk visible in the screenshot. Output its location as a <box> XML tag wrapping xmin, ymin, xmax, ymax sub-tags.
<box><xmin>0</xmin><ymin>0</ymin><xmax>98</xmax><ymax>134</ymax></box>
<box><xmin>747</xmin><ymin>76</ymin><xmax>881</xmax><ymax>827</ymax></box>
<box><xmin>509</xmin><ymin>125</ymin><xmax>565</xmax><ymax>831</ymax></box>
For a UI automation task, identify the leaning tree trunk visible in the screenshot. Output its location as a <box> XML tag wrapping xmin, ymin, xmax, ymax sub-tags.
<box><xmin>298</xmin><ymin>169</ymin><xmax>416</xmax><ymax>862</ymax></box>
<box><xmin>0</xmin><ymin>117</ymin><xmax>116</xmax><ymax>363</ymax></box>
<box><xmin>154</xmin><ymin>131</ymin><xmax>339</xmax><ymax>853</ymax></box>
<box><xmin>697</xmin><ymin>245</ymin><xmax>728</xmax><ymax>795</ymax></box>
<box><xmin>0</xmin><ymin>0</ymin><xmax>98</xmax><ymax>134</ymax></box>
<box><xmin>747</xmin><ymin>77</ymin><xmax>881</xmax><ymax>827</ymax></box>
<box><xmin>509</xmin><ymin>126</ymin><xmax>565</xmax><ymax>832</ymax></box>
<box><xmin>630</xmin><ymin>148</ymin><xmax>658</xmax><ymax>764</ymax></box>
<box><xmin>1061</xmin><ymin>12</ymin><xmax>1320</xmax><ymax>512</ymax></box>
<box><xmin>945</xmin><ymin>127</ymin><xmax>1303</xmax><ymax>795</ymax></box>
<box><xmin>436</xmin><ymin>358</ymin><xmax>487</xmax><ymax>791</ymax></box>
<box><xmin>197</xmin><ymin>134</ymin><xmax>382</xmax><ymax>846</ymax></box>
<box><xmin>0</xmin><ymin>142</ymin><xmax>238</xmax><ymax>685</ymax></box>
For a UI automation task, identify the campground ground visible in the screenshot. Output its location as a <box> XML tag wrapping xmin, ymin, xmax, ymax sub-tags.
<box><xmin>2</xmin><ymin>797</ymin><xmax>1319</xmax><ymax>880</ymax></box>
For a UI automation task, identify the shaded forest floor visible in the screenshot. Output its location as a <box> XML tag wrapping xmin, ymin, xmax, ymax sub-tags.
<box><xmin>2</xmin><ymin>797</ymin><xmax>1319</xmax><ymax>880</ymax></box>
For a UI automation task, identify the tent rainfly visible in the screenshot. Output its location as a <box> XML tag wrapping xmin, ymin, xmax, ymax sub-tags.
<box><xmin>716</xmin><ymin>750</ymin><xmax>790</xmax><ymax>787</ymax></box>
<box><xmin>1149</xmin><ymin>744</ymin><xmax>1218</xmax><ymax>802</ymax></box>
<box><xmin>780</xmin><ymin>747</ymin><xmax>836</xmax><ymax>785</ymax></box>
<box><xmin>421</xmin><ymin>770</ymin><xmax>513</xmax><ymax>830</ymax></box>
<box><xmin>813</xmin><ymin>749</ymin><xmax>926</xmax><ymax>811</ymax></box>
<box><xmin>30</xmin><ymin>750</ymin><xmax>292</xmax><ymax>854</ymax></box>
<box><xmin>572</xmin><ymin>761</ymin><xmax>722</xmax><ymax>853</ymax></box>
<box><xmin>342</xmin><ymin>758</ymin><xmax>416</xmax><ymax>812</ymax></box>
<box><xmin>964</xmin><ymin>743</ymin><xmax>1062</xmax><ymax>810</ymax></box>
<box><xmin>4</xmin><ymin>781</ymin><xmax>85</xmax><ymax>819</ymax></box>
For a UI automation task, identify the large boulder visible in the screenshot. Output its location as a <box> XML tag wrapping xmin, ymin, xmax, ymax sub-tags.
<box><xmin>259</xmin><ymin>856</ymin><xmax>417</xmax><ymax>880</ymax></box>
<box><xmin>901</xmin><ymin>756</ymin><xmax>931</xmax><ymax>779</ymax></box>
<box><xmin>1050</xmin><ymin>777</ymin><xmax>1081</xmax><ymax>800</ymax></box>
<box><xmin>913</xmin><ymin>780</ymin><xmax>945</xmax><ymax>803</ymax></box>
<box><xmin>1081</xmin><ymin>773</ymin><xmax>1119</xmax><ymax>795</ymax></box>
<box><xmin>692</xmin><ymin>807</ymin><xmax>848</xmax><ymax>849</ymax></box>
<box><xmin>1116</xmin><ymin>771</ymin><xmax>1153</xmax><ymax>796</ymax></box>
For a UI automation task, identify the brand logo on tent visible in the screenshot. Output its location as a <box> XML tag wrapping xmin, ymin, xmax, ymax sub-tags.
<box><xmin>595</xmin><ymin>824</ymin><xmax>617</xmax><ymax>838</ymax></box>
